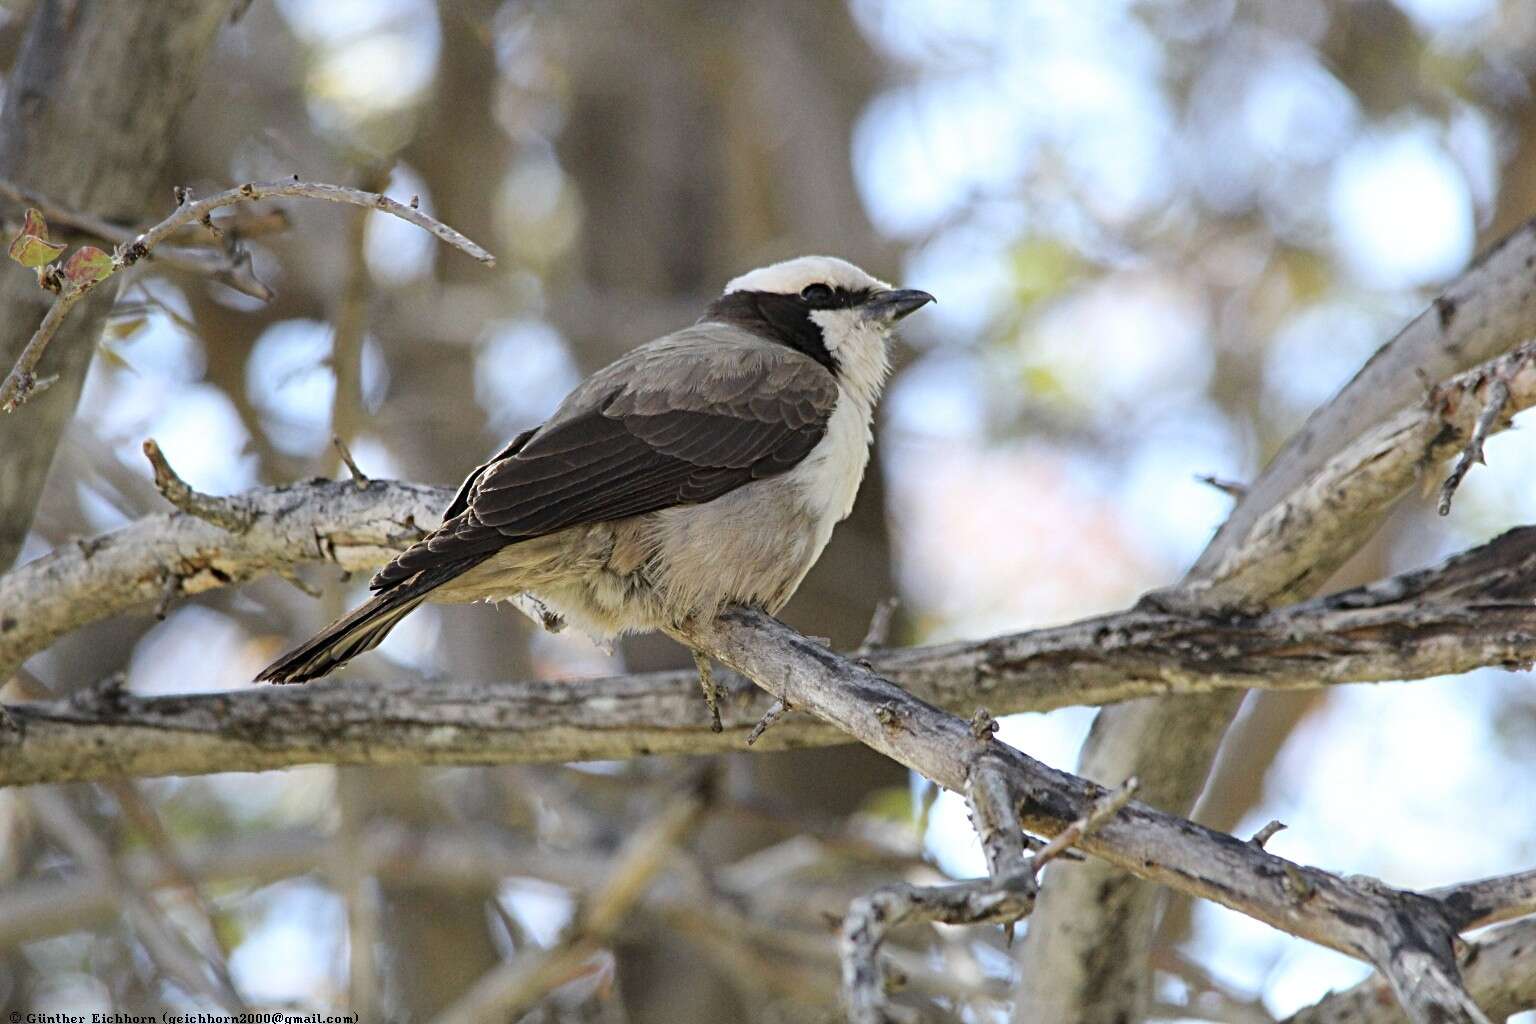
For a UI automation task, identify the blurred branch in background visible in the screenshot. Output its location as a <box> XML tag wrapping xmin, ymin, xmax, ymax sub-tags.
<box><xmin>0</xmin><ymin>178</ymin><xmax>495</xmax><ymax>412</ymax></box>
<box><xmin>432</xmin><ymin>776</ymin><xmax>709</xmax><ymax>1024</ymax></box>
<box><xmin>0</xmin><ymin>0</ymin><xmax>232</xmax><ymax>568</ymax></box>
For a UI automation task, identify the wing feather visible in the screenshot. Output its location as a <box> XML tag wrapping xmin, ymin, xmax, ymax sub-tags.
<box><xmin>371</xmin><ymin>333</ymin><xmax>837</xmax><ymax>593</ymax></box>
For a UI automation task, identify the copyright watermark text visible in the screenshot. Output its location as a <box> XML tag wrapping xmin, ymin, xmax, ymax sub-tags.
<box><xmin>10</xmin><ymin>1014</ymin><xmax>359</xmax><ymax>1024</ymax></box>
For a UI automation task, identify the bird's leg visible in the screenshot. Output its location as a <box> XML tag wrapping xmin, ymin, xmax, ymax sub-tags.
<box><xmin>690</xmin><ymin>647</ymin><xmax>723</xmax><ymax>734</ymax></box>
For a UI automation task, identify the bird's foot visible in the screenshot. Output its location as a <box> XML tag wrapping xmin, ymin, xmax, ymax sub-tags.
<box><xmin>691</xmin><ymin>648</ymin><xmax>723</xmax><ymax>734</ymax></box>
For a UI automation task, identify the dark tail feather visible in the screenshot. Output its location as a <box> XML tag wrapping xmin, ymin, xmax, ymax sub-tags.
<box><xmin>255</xmin><ymin>557</ymin><xmax>486</xmax><ymax>683</ymax></box>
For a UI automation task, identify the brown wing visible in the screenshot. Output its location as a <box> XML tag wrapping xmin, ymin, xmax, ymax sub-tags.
<box><xmin>371</xmin><ymin>334</ymin><xmax>837</xmax><ymax>593</ymax></box>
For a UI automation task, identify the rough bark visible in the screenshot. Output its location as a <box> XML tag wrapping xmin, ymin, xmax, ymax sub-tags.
<box><xmin>0</xmin><ymin>0</ymin><xmax>232</xmax><ymax>566</ymax></box>
<box><xmin>5</xmin><ymin>510</ymin><xmax>1536</xmax><ymax>786</ymax></box>
<box><xmin>1283</xmin><ymin>917</ymin><xmax>1536</xmax><ymax>1024</ymax></box>
<box><xmin>1015</xmin><ymin>218</ymin><xmax>1536</xmax><ymax>1022</ymax></box>
<box><xmin>685</xmin><ymin>609</ymin><xmax>1530</xmax><ymax>1024</ymax></box>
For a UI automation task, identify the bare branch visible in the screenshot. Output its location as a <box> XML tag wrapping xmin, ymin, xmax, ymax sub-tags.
<box><xmin>842</xmin><ymin>761</ymin><xmax>1034</xmax><ymax>1024</ymax></box>
<box><xmin>685</xmin><ymin>609</ymin><xmax>1514</xmax><ymax>1024</ymax></box>
<box><xmin>1284</xmin><ymin>917</ymin><xmax>1536</xmax><ymax>1024</ymax></box>
<box><xmin>332</xmin><ymin>433</ymin><xmax>370</xmax><ymax>487</ymax></box>
<box><xmin>1184</xmin><ymin>339</ymin><xmax>1536</xmax><ymax>603</ymax></box>
<box><xmin>0</xmin><ymin>279</ymin><xmax>93</xmax><ymax>412</ymax></box>
<box><xmin>1430</xmin><ymin>868</ymin><xmax>1536</xmax><ymax>930</ymax></box>
<box><xmin>6</xmin><ymin>515</ymin><xmax>1536</xmax><ymax>784</ymax></box>
<box><xmin>0</xmin><ymin>178</ymin><xmax>272</xmax><ymax>299</ymax></box>
<box><xmin>842</xmin><ymin>760</ymin><xmax>1132</xmax><ymax>1021</ymax></box>
<box><xmin>141</xmin><ymin>438</ymin><xmax>256</xmax><ymax>533</ymax></box>
<box><xmin>1029</xmin><ymin>776</ymin><xmax>1137</xmax><ymax>873</ymax></box>
<box><xmin>1022</xmin><ymin>211</ymin><xmax>1536</xmax><ymax>1022</ymax></box>
<box><xmin>858</xmin><ymin>596</ymin><xmax>901</xmax><ymax>653</ymax></box>
<box><xmin>0</xmin><ymin>178</ymin><xmax>495</xmax><ymax>411</ymax></box>
<box><xmin>1200</xmin><ymin>217</ymin><xmax>1536</xmax><ymax>581</ymax></box>
<box><xmin>0</xmin><ymin>477</ymin><xmax>442</xmax><ymax>680</ymax></box>
<box><xmin>842</xmin><ymin>876</ymin><xmax>1034</xmax><ymax>1024</ymax></box>
<box><xmin>1248</xmin><ymin>820</ymin><xmax>1287</xmax><ymax>850</ymax></box>
<box><xmin>1195</xmin><ymin>473</ymin><xmax>1248</xmax><ymax>500</ymax></box>
<box><xmin>1438</xmin><ymin>378</ymin><xmax>1511</xmax><ymax>515</ymax></box>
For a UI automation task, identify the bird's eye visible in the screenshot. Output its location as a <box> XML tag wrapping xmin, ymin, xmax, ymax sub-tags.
<box><xmin>800</xmin><ymin>283</ymin><xmax>834</xmax><ymax>305</ymax></box>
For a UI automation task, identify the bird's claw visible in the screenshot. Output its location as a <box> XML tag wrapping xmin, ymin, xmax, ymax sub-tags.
<box><xmin>691</xmin><ymin>648</ymin><xmax>723</xmax><ymax>733</ymax></box>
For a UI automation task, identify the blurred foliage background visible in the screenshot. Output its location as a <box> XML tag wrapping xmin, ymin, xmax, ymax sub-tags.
<box><xmin>3</xmin><ymin>0</ymin><xmax>1536</xmax><ymax>1020</ymax></box>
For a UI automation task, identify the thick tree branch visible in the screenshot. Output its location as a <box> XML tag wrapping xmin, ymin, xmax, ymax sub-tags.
<box><xmin>682</xmin><ymin>609</ymin><xmax>1518</xmax><ymax>1024</ymax></box>
<box><xmin>2</xmin><ymin>520</ymin><xmax>1536</xmax><ymax>786</ymax></box>
<box><xmin>0</xmin><ymin>477</ymin><xmax>445</xmax><ymax>679</ymax></box>
<box><xmin>1203</xmin><ymin>218</ymin><xmax>1536</xmax><ymax>575</ymax></box>
<box><xmin>6</xmin><ymin>342</ymin><xmax>1536</xmax><ymax>781</ymax></box>
<box><xmin>1187</xmin><ymin>340</ymin><xmax>1536</xmax><ymax>603</ymax></box>
<box><xmin>1018</xmin><ymin>225</ymin><xmax>1536</xmax><ymax>1020</ymax></box>
<box><xmin>1284</xmin><ymin>917</ymin><xmax>1536</xmax><ymax>1024</ymax></box>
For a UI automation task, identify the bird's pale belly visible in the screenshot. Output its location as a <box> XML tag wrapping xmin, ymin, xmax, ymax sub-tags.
<box><xmin>436</xmin><ymin>474</ymin><xmax>835</xmax><ymax>643</ymax></box>
<box><xmin>437</xmin><ymin>393</ymin><xmax>872</xmax><ymax>644</ymax></box>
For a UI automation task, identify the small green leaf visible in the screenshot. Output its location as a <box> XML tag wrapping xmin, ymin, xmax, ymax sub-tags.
<box><xmin>9</xmin><ymin>232</ymin><xmax>66</xmax><ymax>268</ymax></box>
<box><xmin>20</xmin><ymin>208</ymin><xmax>48</xmax><ymax>239</ymax></box>
<box><xmin>8</xmin><ymin>207</ymin><xmax>65</xmax><ymax>268</ymax></box>
<box><xmin>62</xmin><ymin>245</ymin><xmax>114</xmax><ymax>287</ymax></box>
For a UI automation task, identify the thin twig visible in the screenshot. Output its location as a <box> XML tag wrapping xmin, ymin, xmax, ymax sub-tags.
<box><xmin>0</xmin><ymin>178</ymin><xmax>494</xmax><ymax>412</ymax></box>
<box><xmin>1249</xmin><ymin>820</ymin><xmax>1287</xmax><ymax>850</ymax></box>
<box><xmin>0</xmin><ymin>285</ymin><xmax>92</xmax><ymax>411</ymax></box>
<box><xmin>841</xmin><ymin>760</ymin><xmax>1032</xmax><ymax>1021</ymax></box>
<box><xmin>1196</xmin><ymin>474</ymin><xmax>1249</xmax><ymax>500</ymax></box>
<box><xmin>746</xmin><ymin>696</ymin><xmax>793</xmax><ymax>746</ymax></box>
<box><xmin>857</xmin><ymin>597</ymin><xmax>901</xmax><ymax>653</ymax></box>
<box><xmin>141</xmin><ymin>439</ymin><xmax>256</xmax><ymax>533</ymax></box>
<box><xmin>1438</xmin><ymin>378</ymin><xmax>1511</xmax><ymax>515</ymax></box>
<box><xmin>841</xmin><ymin>878</ymin><xmax>1034</xmax><ymax>1024</ymax></box>
<box><xmin>0</xmin><ymin>178</ymin><xmax>272</xmax><ymax>299</ymax></box>
<box><xmin>333</xmin><ymin>435</ymin><xmax>369</xmax><ymax>487</ymax></box>
<box><xmin>1031</xmin><ymin>776</ymin><xmax>1139</xmax><ymax>874</ymax></box>
<box><xmin>128</xmin><ymin>180</ymin><xmax>494</xmax><ymax>266</ymax></box>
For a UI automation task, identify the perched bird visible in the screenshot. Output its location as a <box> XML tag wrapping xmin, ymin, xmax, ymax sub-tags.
<box><xmin>257</xmin><ymin>255</ymin><xmax>933</xmax><ymax>727</ymax></box>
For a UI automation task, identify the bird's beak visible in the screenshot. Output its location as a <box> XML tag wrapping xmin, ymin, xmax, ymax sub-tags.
<box><xmin>862</xmin><ymin>288</ymin><xmax>935</xmax><ymax>323</ymax></box>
